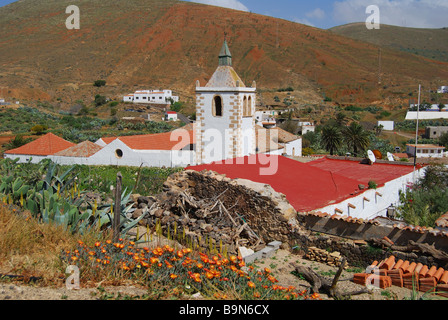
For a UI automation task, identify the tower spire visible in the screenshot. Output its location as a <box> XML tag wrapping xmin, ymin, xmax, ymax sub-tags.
<box><xmin>219</xmin><ymin>34</ymin><xmax>232</xmax><ymax>66</ymax></box>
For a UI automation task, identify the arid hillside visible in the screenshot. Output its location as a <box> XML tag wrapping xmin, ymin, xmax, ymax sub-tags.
<box><xmin>0</xmin><ymin>0</ymin><xmax>448</xmax><ymax>110</ymax></box>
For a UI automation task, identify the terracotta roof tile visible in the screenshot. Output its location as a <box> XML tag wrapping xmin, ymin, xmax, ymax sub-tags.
<box><xmin>54</xmin><ymin>141</ymin><xmax>103</xmax><ymax>158</ymax></box>
<box><xmin>101</xmin><ymin>127</ymin><xmax>195</xmax><ymax>151</ymax></box>
<box><xmin>5</xmin><ymin>133</ymin><xmax>75</xmax><ymax>156</ymax></box>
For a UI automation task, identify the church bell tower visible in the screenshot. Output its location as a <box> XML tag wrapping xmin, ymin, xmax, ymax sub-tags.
<box><xmin>195</xmin><ymin>39</ymin><xmax>257</xmax><ymax>164</ymax></box>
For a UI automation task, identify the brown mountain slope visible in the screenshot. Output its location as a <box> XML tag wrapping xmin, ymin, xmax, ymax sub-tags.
<box><xmin>330</xmin><ymin>23</ymin><xmax>448</xmax><ymax>63</ymax></box>
<box><xmin>0</xmin><ymin>0</ymin><xmax>447</xmax><ymax>109</ymax></box>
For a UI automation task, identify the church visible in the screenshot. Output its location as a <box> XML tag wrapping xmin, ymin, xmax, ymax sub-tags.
<box><xmin>4</xmin><ymin>39</ymin><xmax>302</xmax><ymax>168</ymax></box>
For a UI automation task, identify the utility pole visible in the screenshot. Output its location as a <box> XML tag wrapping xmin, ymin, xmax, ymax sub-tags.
<box><xmin>378</xmin><ymin>48</ymin><xmax>382</xmax><ymax>84</ymax></box>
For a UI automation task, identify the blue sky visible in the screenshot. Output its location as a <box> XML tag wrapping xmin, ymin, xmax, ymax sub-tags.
<box><xmin>0</xmin><ymin>0</ymin><xmax>447</xmax><ymax>29</ymax></box>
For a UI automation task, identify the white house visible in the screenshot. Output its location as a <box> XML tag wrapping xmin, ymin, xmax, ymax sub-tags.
<box><xmin>438</xmin><ymin>86</ymin><xmax>448</xmax><ymax>94</ymax></box>
<box><xmin>165</xmin><ymin>111</ymin><xmax>178</xmax><ymax>121</ymax></box>
<box><xmin>123</xmin><ymin>90</ymin><xmax>179</xmax><ymax>104</ymax></box>
<box><xmin>377</xmin><ymin>121</ymin><xmax>394</xmax><ymax>131</ymax></box>
<box><xmin>406</xmin><ymin>144</ymin><xmax>446</xmax><ymax>158</ymax></box>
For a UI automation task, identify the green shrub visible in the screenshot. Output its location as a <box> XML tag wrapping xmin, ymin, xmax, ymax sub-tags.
<box><xmin>93</xmin><ymin>80</ymin><xmax>106</xmax><ymax>87</ymax></box>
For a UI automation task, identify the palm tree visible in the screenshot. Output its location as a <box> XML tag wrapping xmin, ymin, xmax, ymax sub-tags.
<box><xmin>343</xmin><ymin>122</ymin><xmax>370</xmax><ymax>157</ymax></box>
<box><xmin>321</xmin><ymin>125</ymin><xmax>342</xmax><ymax>155</ymax></box>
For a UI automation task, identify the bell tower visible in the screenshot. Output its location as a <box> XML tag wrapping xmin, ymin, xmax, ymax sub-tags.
<box><xmin>195</xmin><ymin>39</ymin><xmax>256</xmax><ymax>164</ymax></box>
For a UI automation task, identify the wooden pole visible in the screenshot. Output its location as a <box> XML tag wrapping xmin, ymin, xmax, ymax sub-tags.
<box><xmin>112</xmin><ymin>172</ymin><xmax>122</xmax><ymax>243</ymax></box>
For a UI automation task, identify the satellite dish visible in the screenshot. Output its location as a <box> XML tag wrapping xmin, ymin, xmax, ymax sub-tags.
<box><xmin>373</xmin><ymin>150</ymin><xmax>382</xmax><ymax>160</ymax></box>
<box><xmin>367</xmin><ymin>150</ymin><xmax>376</xmax><ymax>164</ymax></box>
<box><xmin>387</xmin><ymin>152</ymin><xmax>395</xmax><ymax>162</ymax></box>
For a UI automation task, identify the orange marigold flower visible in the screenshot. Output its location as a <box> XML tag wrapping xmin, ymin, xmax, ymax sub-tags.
<box><xmin>88</xmin><ymin>251</ymin><xmax>95</xmax><ymax>256</ymax></box>
<box><xmin>254</xmin><ymin>292</ymin><xmax>261</xmax><ymax>298</ymax></box>
<box><xmin>170</xmin><ymin>274</ymin><xmax>178</xmax><ymax>279</ymax></box>
<box><xmin>176</xmin><ymin>250</ymin><xmax>183</xmax><ymax>258</ymax></box>
<box><xmin>106</xmin><ymin>240</ymin><xmax>111</xmax><ymax>244</ymax></box>
<box><xmin>229</xmin><ymin>255</ymin><xmax>237</xmax><ymax>263</ymax></box>
<box><xmin>196</xmin><ymin>263</ymin><xmax>204</xmax><ymax>269</ymax></box>
<box><xmin>94</xmin><ymin>242</ymin><xmax>101</xmax><ymax>247</ymax></box>
<box><xmin>264</xmin><ymin>267</ymin><xmax>271</xmax><ymax>274</ymax></box>
<box><xmin>205</xmin><ymin>271</ymin><xmax>214</xmax><ymax>280</ymax></box>
<box><xmin>71</xmin><ymin>256</ymin><xmax>78</xmax><ymax>261</ymax></box>
<box><xmin>248</xmin><ymin>281</ymin><xmax>256</xmax><ymax>288</ymax></box>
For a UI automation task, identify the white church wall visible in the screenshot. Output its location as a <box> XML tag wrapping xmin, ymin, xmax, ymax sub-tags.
<box><xmin>316</xmin><ymin>167</ymin><xmax>425</xmax><ymax>220</ymax></box>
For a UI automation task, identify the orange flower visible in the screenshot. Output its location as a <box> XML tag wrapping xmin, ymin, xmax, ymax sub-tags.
<box><xmin>229</xmin><ymin>255</ymin><xmax>237</xmax><ymax>263</ymax></box>
<box><xmin>176</xmin><ymin>250</ymin><xmax>184</xmax><ymax>258</ymax></box>
<box><xmin>264</xmin><ymin>267</ymin><xmax>271</xmax><ymax>274</ymax></box>
<box><xmin>254</xmin><ymin>292</ymin><xmax>261</xmax><ymax>298</ymax></box>
<box><xmin>71</xmin><ymin>256</ymin><xmax>78</xmax><ymax>261</ymax></box>
<box><xmin>196</xmin><ymin>263</ymin><xmax>204</xmax><ymax>269</ymax></box>
<box><xmin>248</xmin><ymin>281</ymin><xmax>256</xmax><ymax>288</ymax></box>
<box><xmin>94</xmin><ymin>242</ymin><xmax>101</xmax><ymax>247</ymax></box>
<box><xmin>150</xmin><ymin>257</ymin><xmax>159</xmax><ymax>264</ymax></box>
<box><xmin>170</xmin><ymin>274</ymin><xmax>178</xmax><ymax>279</ymax></box>
<box><xmin>205</xmin><ymin>271</ymin><xmax>214</xmax><ymax>280</ymax></box>
<box><xmin>88</xmin><ymin>251</ymin><xmax>95</xmax><ymax>256</ymax></box>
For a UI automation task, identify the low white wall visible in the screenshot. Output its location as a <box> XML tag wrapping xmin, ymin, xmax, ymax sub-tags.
<box><xmin>4</xmin><ymin>154</ymin><xmax>48</xmax><ymax>164</ymax></box>
<box><xmin>316</xmin><ymin>167</ymin><xmax>426</xmax><ymax>220</ymax></box>
<box><xmin>406</xmin><ymin>111</ymin><xmax>448</xmax><ymax>120</ymax></box>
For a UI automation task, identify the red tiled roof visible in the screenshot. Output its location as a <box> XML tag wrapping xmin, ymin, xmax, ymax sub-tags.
<box><xmin>307</xmin><ymin>157</ymin><xmax>415</xmax><ymax>187</ymax></box>
<box><xmin>187</xmin><ymin>155</ymin><xmax>416</xmax><ymax>212</ymax></box>
<box><xmin>4</xmin><ymin>133</ymin><xmax>75</xmax><ymax>156</ymax></box>
<box><xmin>101</xmin><ymin>128</ymin><xmax>195</xmax><ymax>151</ymax></box>
<box><xmin>54</xmin><ymin>141</ymin><xmax>103</xmax><ymax>158</ymax></box>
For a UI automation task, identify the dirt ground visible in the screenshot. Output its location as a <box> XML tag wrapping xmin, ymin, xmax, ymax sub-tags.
<box><xmin>0</xmin><ymin>249</ymin><xmax>426</xmax><ymax>301</ymax></box>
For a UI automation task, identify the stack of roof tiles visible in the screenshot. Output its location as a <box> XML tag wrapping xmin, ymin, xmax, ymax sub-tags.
<box><xmin>352</xmin><ymin>255</ymin><xmax>448</xmax><ymax>297</ymax></box>
<box><xmin>305</xmin><ymin>211</ymin><xmax>448</xmax><ymax>238</ymax></box>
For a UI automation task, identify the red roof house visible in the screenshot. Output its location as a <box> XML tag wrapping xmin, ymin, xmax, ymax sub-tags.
<box><xmin>187</xmin><ymin>155</ymin><xmax>416</xmax><ymax>213</ymax></box>
<box><xmin>4</xmin><ymin>133</ymin><xmax>75</xmax><ymax>156</ymax></box>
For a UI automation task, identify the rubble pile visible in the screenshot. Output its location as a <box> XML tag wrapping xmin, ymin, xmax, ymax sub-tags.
<box><xmin>131</xmin><ymin>170</ymin><xmax>301</xmax><ymax>254</ymax></box>
<box><xmin>305</xmin><ymin>246</ymin><xmax>348</xmax><ymax>268</ymax></box>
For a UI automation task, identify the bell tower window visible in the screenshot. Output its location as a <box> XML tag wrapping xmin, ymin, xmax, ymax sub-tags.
<box><xmin>213</xmin><ymin>95</ymin><xmax>223</xmax><ymax>117</ymax></box>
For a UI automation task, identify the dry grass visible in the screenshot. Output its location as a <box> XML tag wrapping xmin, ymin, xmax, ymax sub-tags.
<box><xmin>0</xmin><ymin>203</ymin><xmax>109</xmax><ymax>286</ymax></box>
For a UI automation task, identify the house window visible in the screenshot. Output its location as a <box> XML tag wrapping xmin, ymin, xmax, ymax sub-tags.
<box><xmin>213</xmin><ymin>96</ymin><xmax>223</xmax><ymax>117</ymax></box>
<box><xmin>115</xmin><ymin>149</ymin><xmax>123</xmax><ymax>159</ymax></box>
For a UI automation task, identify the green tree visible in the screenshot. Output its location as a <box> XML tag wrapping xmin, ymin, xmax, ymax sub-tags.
<box><xmin>439</xmin><ymin>132</ymin><xmax>448</xmax><ymax>149</ymax></box>
<box><xmin>93</xmin><ymin>80</ymin><xmax>106</xmax><ymax>87</ymax></box>
<box><xmin>343</xmin><ymin>122</ymin><xmax>370</xmax><ymax>157</ymax></box>
<box><xmin>3</xmin><ymin>135</ymin><xmax>32</xmax><ymax>150</ymax></box>
<box><xmin>94</xmin><ymin>94</ymin><xmax>107</xmax><ymax>107</ymax></box>
<box><xmin>321</xmin><ymin>125</ymin><xmax>342</xmax><ymax>155</ymax></box>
